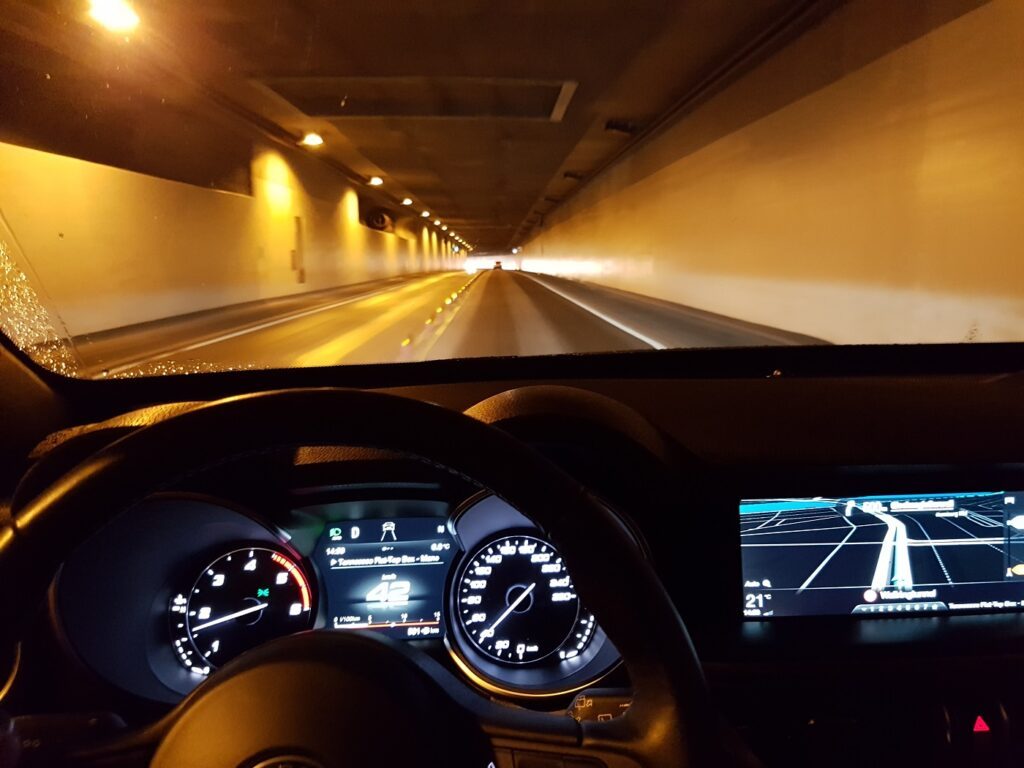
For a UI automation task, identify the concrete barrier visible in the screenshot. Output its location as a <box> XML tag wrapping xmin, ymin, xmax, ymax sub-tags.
<box><xmin>0</xmin><ymin>139</ymin><xmax>459</xmax><ymax>336</ymax></box>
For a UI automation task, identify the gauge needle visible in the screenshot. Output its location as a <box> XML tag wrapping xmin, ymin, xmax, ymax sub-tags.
<box><xmin>192</xmin><ymin>602</ymin><xmax>268</xmax><ymax>633</ymax></box>
<box><xmin>480</xmin><ymin>583</ymin><xmax>536</xmax><ymax>640</ymax></box>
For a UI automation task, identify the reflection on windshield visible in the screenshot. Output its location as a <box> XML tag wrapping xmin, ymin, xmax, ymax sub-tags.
<box><xmin>1</xmin><ymin>1</ymin><xmax>1021</xmax><ymax>377</ymax></box>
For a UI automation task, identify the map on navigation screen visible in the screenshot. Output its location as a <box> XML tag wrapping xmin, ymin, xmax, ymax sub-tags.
<box><xmin>740</xmin><ymin>492</ymin><xmax>1024</xmax><ymax>618</ymax></box>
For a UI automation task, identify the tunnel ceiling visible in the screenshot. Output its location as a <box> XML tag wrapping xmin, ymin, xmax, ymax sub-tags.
<box><xmin>169</xmin><ymin>0</ymin><xmax>821</xmax><ymax>252</ymax></box>
<box><xmin>0</xmin><ymin>0</ymin><xmax>813</xmax><ymax>252</ymax></box>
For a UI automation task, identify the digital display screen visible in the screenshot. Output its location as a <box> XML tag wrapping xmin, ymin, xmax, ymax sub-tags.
<box><xmin>314</xmin><ymin>517</ymin><xmax>455</xmax><ymax>638</ymax></box>
<box><xmin>740</xmin><ymin>491</ymin><xmax>1024</xmax><ymax>618</ymax></box>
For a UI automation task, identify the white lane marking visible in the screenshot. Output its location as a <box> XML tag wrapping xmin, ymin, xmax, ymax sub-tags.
<box><xmin>745</xmin><ymin>541</ymin><xmax>879</xmax><ymax>547</ymax></box>
<box><xmin>102</xmin><ymin>277</ymin><xmax>441</xmax><ymax>375</ymax></box>
<box><xmin>902</xmin><ymin>515</ymin><xmax>953</xmax><ymax>584</ymax></box>
<box><xmin>798</xmin><ymin>525</ymin><xmax>858</xmax><ymax>593</ymax></box>
<box><xmin>794</xmin><ymin>579</ymin><xmax>1009</xmax><ymax>590</ymax></box>
<box><xmin>965</xmin><ymin>512</ymin><xmax>1002</xmax><ymax>528</ymax></box>
<box><xmin>742</xmin><ymin>538</ymin><xmax>1008</xmax><ymax>548</ymax></box>
<box><xmin>742</xmin><ymin>510</ymin><xmax>837</xmax><ymax>527</ymax></box>
<box><xmin>871</xmin><ymin>523</ymin><xmax>896</xmax><ymax>590</ymax></box>
<box><xmin>910</xmin><ymin>538</ymin><xmax>1003</xmax><ymax>546</ymax></box>
<box><xmin>893</xmin><ymin>517</ymin><xmax>913</xmax><ymax>588</ymax></box>
<box><xmin>520</xmin><ymin>273</ymin><xmax>668</xmax><ymax>349</ymax></box>
<box><xmin>863</xmin><ymin>505</ymin><xmax>913</xmax><ymax>591</ymax></box>
<box><xmin>741</xmin><ymin>507</ymin><xmax>839</xmax><ymax>520</ymax></box>
<box><xmin>937</xmin><ymin>516</ymin><xmax>1008</xmax><ymax>557</ymax></box>
<box><xmin>772</xmin><ymin>514</ymin><xmax>840</xmax><ymax>527</ymax></box>
<box><xmin>752</xmin><ymin>510</ymin><xmax>782</xmax><ymax>530</ymax></box>
<box><xmin>741</xmin><ymin>522</ymin><xmax>886</xmax><ymax>537</ymax></box>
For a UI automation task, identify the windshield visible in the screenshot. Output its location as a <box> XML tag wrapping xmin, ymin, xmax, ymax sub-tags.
<box><xmin>1</xmin><ymin>1</ymin><xmax>1020</xmax><ymax>377</ymax></box>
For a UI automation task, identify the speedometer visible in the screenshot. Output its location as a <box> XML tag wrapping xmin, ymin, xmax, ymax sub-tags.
<box><xmin>455</xmin><ymin>534</ymin><xmax>595</xmax><ymax>665</ymax></box>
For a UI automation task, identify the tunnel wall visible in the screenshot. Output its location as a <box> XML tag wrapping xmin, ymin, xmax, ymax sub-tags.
<box><xmin>524</xmin><ymin>0</ymin><xmax>1024</xmax><ymax>345</ymax></box>
<box><xmin>0</xmin><ymin>139</ymin><xmax>459</xmax><ymax>336</ymax></box>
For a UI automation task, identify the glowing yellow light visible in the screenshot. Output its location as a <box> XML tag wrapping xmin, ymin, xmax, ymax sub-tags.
<box><xmin>401</xmin><ymin>337</ymin><xmax>412</xmax><ymax>347</ymax></box>
<box><xmin>435</xmin><ymin>307</ymin><xmax>443</xmax><ymax>314</ymax></box>
<box><xmin>441</xmin><ymin>225</ymin><xmax>448</xmax><ymax>231</ymax></box>
<box><xmin>433</xmin><ymin>219</ymin><xmax>441</xmax><ymax>226</ymax></box>
<box><xmin>341</xmin><ymin>188</ymin><xmax>361</xmax><ymax>225</ymax></box>
<box><xmin>450</xmin><ymin>293</ymin><xmax>457</xmax><ymax>300</ymax></box>
<box><xmin>425</xmin><ymin>318</ymin><xmax>433</xmax><ymax>325</ymax></box>
<box><xmin>300</xmin><ymin>132</ymin><xmax>324</xmax><ymax>148</ymax></box>
<box><xmin>402</xmin><ymin>198</ymin><xmax>413</xmax><ymax>206</ymax></box>
<box><xmin>368</xmin><ymin>176</ymin><xmax>384</xmax><ymax>186</ymax></box>
<box><xmin>421</xmin><ymin>211</ymin><xmax>430</xmax><ymax>218</ymax></box>
<box><xmin>255</xmin><ymin>151</ymin><xmax>295</xmax><ymax>213</ymax></box>
<box><xmin>444</xmin><ymin>298</ymin><xmax>452</xmax><ymax>305</ymax></box>
<box><xmin>88</xmin><ymin>0</ymin><xmax>139</xmax><ymax>32</ymax></box>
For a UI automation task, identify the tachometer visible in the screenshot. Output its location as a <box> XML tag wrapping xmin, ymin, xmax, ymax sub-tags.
<box><xmin>169</xmin><ymin>547</ymin><xmax>314</xmax><ymax>675</ymax></box>
<box><xmin>455</xmin><ymin>534</ymin><xmax>595</xmax><ymax>665</ymax></box>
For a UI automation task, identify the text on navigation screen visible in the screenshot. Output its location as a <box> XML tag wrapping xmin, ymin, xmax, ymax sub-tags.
<box><xmin>740</xmin><ymin>492</ymin><xmax>1024</xmax><ymax>618</ymax></box>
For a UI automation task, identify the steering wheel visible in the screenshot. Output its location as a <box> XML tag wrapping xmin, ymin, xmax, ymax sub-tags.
<box><xmin>0</xmin><ymin>389</ymin><xmax>756</xmax><ymax>768</ymax></box>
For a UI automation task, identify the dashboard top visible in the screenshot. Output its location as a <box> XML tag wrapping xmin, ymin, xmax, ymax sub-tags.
<box><xmin>5</xmin><ymin>333</ymin><xmax>1024</xmax><ymax>490</ymax></box>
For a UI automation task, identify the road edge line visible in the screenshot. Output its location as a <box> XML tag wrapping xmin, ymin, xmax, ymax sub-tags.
<box><xmin>519</xmin><ymin>273</ymin><xmax>667</xmax><ymax>350</ymax></box>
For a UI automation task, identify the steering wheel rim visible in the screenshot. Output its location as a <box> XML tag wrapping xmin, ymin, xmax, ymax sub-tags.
<box><xmin>0</xmin><ymin>388</ymin><xmax>749</xmax><ymax>767</ymax></box>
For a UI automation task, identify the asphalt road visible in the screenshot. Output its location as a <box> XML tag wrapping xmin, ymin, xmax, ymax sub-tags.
<box><xmin>75</xmin><ymin>269</ymin><xmax>819</xmax><ymax>377</ymax></box>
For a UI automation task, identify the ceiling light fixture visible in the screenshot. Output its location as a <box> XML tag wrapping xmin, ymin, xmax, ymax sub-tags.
<box><xmin>368</xmin><ymin>176</ymin><xmax>383</xmax><ymax>186</ymax></box>
<box><xmin>433</xmin><ymin>219</ymin><xmax>441</xmax><ymax>226</ymax></box>
<box><xmin>88</xmin><ymin>0</ymin><xmax>139</xmax><ymax>32</ymax></box>
<box><xmin>401</xmin><ymin>198</ymin><xmax>413</xmax><ymax>206</ymax></box>
<box><xmin>299</xmin><ymin>132</ymin><xmax>324</xmax><ymax>148</ymax></box>
<box><xmin>441</xmin><ymin>225</ymin><xmax>448</xmax><ymax>231</ymax></box>
<box><xmin>421</xmin><ymin>211</ymin><xmax>430</xmax><ymax>218</ymax></box>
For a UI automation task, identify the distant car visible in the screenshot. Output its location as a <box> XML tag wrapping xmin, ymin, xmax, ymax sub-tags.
<box><xmin>493</xmin><ymin>260</ymin><xmax>503</xmax><ymax>269</ymax></box>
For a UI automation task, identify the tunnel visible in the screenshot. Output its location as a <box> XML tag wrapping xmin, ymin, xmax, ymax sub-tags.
<box><xmin>0</xmin><ymin>0</ymin><xmax>1020</xmax><ymax>377</ymax></box>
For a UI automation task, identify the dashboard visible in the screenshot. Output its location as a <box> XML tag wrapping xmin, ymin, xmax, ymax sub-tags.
<box><xmin>3</xmin><ymin>327</ymin><xmax>1024</xmax><ymax>768</ymax></box>
<box><xmin>49</xmin><ymin>430</ymin><xmax>1024</xmax><ymax>730</ymax></box>
<box><xmin>7</xmin><ymin>370</ymin><xmax>1024</xmax><ymax>767</ymax></box>
<box><xmin>40</xmin><ymin>399</ymin><xmax>1024</xmax><ymax>713</ymax></box>
<box><xmin>54</xmin><ymin>484</ymin><xmax>621</xmax><ymax>704</ymax></box>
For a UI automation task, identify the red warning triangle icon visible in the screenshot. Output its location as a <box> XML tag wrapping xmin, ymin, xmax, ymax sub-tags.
<box><xmin>973</xmin><ymin>715</ymin><xmax>991</xmax><ymax>733</ymax></box>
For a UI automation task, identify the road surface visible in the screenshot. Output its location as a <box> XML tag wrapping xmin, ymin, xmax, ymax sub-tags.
<box><xmin>72</xmin><ymin>269</ymin><xmax>820</xmax><ymax>377</ymax></box>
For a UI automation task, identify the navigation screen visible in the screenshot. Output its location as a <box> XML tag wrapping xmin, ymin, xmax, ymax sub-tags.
<box><xmin>740</xmin><ymin>491</ymin><xmax>1024</xmax><ymax>618</ymax></box>
<box><xmin>314</xmin><ymin>517</ymin><xmax>455</xmax><ymax>638</ymax></box>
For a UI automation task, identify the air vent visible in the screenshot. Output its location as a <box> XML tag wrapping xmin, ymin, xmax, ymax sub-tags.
<box><xmin>259</xmin><ymin>77</ymin><xmax>577</xmax><ymax>122</ymax></box>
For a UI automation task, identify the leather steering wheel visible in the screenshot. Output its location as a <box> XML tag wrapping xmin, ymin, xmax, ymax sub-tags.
<box><xmin>0</xmin><ymin>389</ymin><xmax>755</xmax><ymax>768</ymax></box>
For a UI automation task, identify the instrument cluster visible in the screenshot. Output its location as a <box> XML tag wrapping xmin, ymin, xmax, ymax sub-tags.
<box><xmin>55</xmin><ymin>491</ymin><xmax>621</xmax><ymax>704</ymax></box>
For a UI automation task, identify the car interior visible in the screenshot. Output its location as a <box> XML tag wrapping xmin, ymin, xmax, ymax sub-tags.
<box><xmin>2</xmin><ymin>1</ymin><xmax>1023</xmax><ymax>767</ymax></box>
